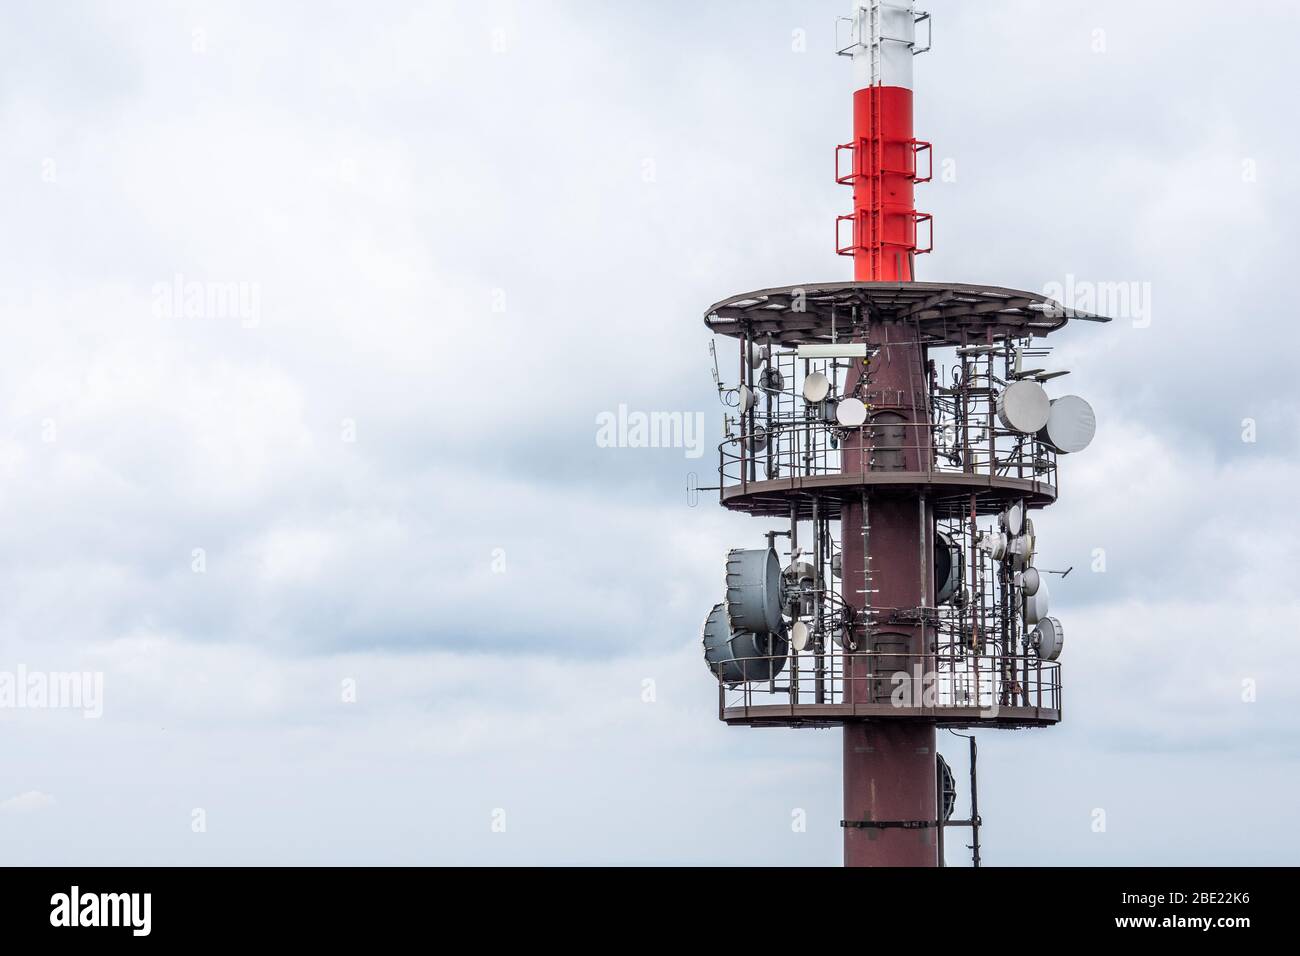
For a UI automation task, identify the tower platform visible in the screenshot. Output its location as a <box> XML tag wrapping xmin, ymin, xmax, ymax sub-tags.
<box><xmin>704</xmin><ymin>280</ymin><xmax>1109</xmax><ymax>347</ymax></box>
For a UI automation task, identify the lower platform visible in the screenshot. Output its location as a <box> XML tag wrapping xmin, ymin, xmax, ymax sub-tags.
<box><xmin>719</xmin><ymin>701</ymin><xmax>1060</xmax><ymax>729</ymax></box>
<box><xmin>714</xmin><ymin>653</ymin><xmax>1062</xmax><ymax>729</ymax></box>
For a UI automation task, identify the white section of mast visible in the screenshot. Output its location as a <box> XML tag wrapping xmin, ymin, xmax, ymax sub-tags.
<box><xmin>848</xmin><ymin>0</ymin><xmax>917</xmax><ymax>91</ymax></box>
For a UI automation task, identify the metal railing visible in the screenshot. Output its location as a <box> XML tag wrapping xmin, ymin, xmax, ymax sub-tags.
<box><xmin>716</xmin><ymin>651</ymin><xmax>1060</xmax><ymax>718</ymax></box>
<box><xmin>719</xmin><ymin>418</ymin><xmax>1057</xmax><ymax>490</ymax></box>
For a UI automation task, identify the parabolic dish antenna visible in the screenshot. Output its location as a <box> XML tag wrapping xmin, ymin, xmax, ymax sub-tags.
<box><xmin>702</xmin><ymin>603</ymin><xmax>788</xmax><ymax>684</ymax></box>
<box><xmin>784</xmin><ymin>560</ymin><xmax>815</xmax><ymax>586</ymax></box>
<box><xmin>701</xmin><ymin>603</ymin><xmax>739</xmax><ymax>680</ymax></box>
<box><xmin>802</xmin><ymin>371</ymin><xmax>831</xmax><ymax>403</ymax></box>
<box><xmin>934</xmin><ymin>530</ymin><xmax>962</xmax><ymax>605</ymax></box>
<box><xmin>1017</xmin><ymin>566</ymin><xmax>1041</xmax><ymax>597</ymax></box>
<box><xmin>1023</xmin><ymin>575</ymin><xmax>1050</xmax><ymax>625</ymax></box>
<box><xmin>996</xmin><ymin>380</ymin><xmax>1050</xmax><ymax>434</ymax></box>
<box><xmin>759</xmin><ymin>366</ymin><xmax>784</xmax><ymax>393</ymax></box>
<box><xmin>1006</xmin><ymin>499</ymin><xmax>1025</xmax><ymax>536</ymax></box>
<box><xmin>1037</xmin><ymin>394</ymin><xmax>1096</xmax><ymax>454</ymax></box>
<box><xmin>783</xmin><ymin>561</ymin><xmax>815</xmax><ymax>610</ymax></box>
<box><xmin>979</xmin><ymin>531</ymin><xmax>1007</xmax><ymax>561</ymax></box>
<box><xmin>790</xmin><ymin>621</ymin><xmax>811</xmax><ymax>651</ymax></box>
<box><xmin>1032</xmin><ymin>616</ymin><xmax>1064</xmax><ymax>661</ymax></box>
<box><xmin>836</xmin><ymin>397</ymin><xmax>868</xmax><ymax>427</ymax></box>
<box><xmin>1009</xmin><ymin>520</ymin><xmax>1035</xmax><ymax>571</ymax></box>
<box><xmin>936</xmin><ymin>754</ymin><xmax>957</xmax><ymax>822</ymax></box>
<box><xmin>737</xmin><ymin>384</ymin><xmax>755</xmax><ymax>413</ymax></box>
<box><xmin>725</xmin><ymin>548</ymin><xmax>784</xmax><ymax>635</ymax></box>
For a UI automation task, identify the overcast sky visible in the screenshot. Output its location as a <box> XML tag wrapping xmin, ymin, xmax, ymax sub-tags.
<box><xmin>1</xmin><ymin>0</ymin><xmax>1297</xmax><ymax>865</ymax></box>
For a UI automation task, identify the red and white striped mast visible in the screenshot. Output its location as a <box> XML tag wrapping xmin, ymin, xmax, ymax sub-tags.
<box><xmin>837</xmin><ymin>0</ymin><xmax>931</xmax><ymax>281</ymax></box>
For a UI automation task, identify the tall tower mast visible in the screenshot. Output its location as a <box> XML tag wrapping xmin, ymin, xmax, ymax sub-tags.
<box><xmin>841</xmin><ymin>0</ymin><xmax>935</xmax><ymax>867</ymax></box>
<box><xmin>700</xmin><ymin>2</ymin><xmax>1107</xmax><ymax>867</ymax></box>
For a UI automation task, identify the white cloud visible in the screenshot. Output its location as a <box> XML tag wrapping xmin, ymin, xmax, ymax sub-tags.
<box><xmin>0</xmin><ymin>790</ymin><xmax>55</xmax><ymax>813</ymax></box>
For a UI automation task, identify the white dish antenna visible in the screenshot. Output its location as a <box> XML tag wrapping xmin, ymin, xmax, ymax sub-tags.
<box><xmin>1023</xmin><ymin>575</ymin><xmax>1050</xmax><ymax>625</ymax></box>
<box><xmin>1017</xmin><ymin>566</ymin><xmax>1041</xmax><ymax>597</ymax></box>
<box><xmin>790</xmin><ymin>621</ymin><xmax>811</xmax><ymax>651</ymax></box>
<box><xmin>835</xmin><ymin>397</ymin><xmax>868</xmax><ymax>427</ymax></box>
<box><xmin>1031</xmin><ymin>616</ymin><xmax>1064</xmax><ymax>661</ymax></box>
<box><xmin>1008</xmin><ymin>518</ymin><xmax>1035</xmax><ymax>570</ymax></box>
<box><xmin>802</xmin><ymin>371</ymin><xmax>831</xmax><ymax>403</ymax></box>
<box><xmin>737</xmin><ymin>384</ymin><xmax>755</xmax><ymax>413</ymax></box>
<box><xmin>978</xmin><ymin>531</ymin><xmax>1007</xmax><ymax>561</ymax></box>
<box><xmin>996</xmin><ymin>380</ymin><xmax>1050</xmax><ymax>433</ymax></box>
<box><xmin>1005</xmin><ymin>500</ymin><xmax>1025</xmax><ymax>536</ymax></box>
<box><xmin>1037</xmin><ymin>394</ymin><xmax>1096</xmax><ymax>454</ymax></box>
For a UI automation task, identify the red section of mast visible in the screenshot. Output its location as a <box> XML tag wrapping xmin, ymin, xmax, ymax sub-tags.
<box><xmin>838</xmin><ymin>90</ymin><xmax>931</xmax><ymax>280</ymax></box>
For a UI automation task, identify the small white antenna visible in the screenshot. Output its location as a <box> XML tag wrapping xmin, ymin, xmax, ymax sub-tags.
<box><xmin>803</xmin><ymin>370</ymin><xmax>831</xmax><ymax>402</ymax></box>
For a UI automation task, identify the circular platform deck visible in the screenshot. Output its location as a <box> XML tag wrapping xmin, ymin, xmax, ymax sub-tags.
<box><xmin>704</xmin><ymin>280</ymin><xmax>1109</xmax><ymax>346</ymax></box>
<box><xmin>720</xmin><ymin>702</ymin><xmax>1061</xmax><ymax>730</ymax></box>
<box><xmin>720</xmin><ymin>470</ymin><xmax>1056</xmax><ymax>520</ymax></box>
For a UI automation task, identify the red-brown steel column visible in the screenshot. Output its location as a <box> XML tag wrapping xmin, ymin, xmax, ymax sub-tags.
<box><xmin>840</xmin><ymin>333</ymin><xmax>936</xmax><ymax>866</ymax></box>
<box><xmin>844</xmin><ymin>722</ymin><xmax>937</xmax><ymax>865</ymax></box>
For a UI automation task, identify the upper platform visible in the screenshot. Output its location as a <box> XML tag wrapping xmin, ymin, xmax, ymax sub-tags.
<box><xmin>719</xmin><ymin>469</ymin><xmax>1056</xmax><ymax>522</ymax></box>
<box><xmin>704</xmin><ymin>281</ymin><xmax>1109</xmax><ymax>347</ymax></box>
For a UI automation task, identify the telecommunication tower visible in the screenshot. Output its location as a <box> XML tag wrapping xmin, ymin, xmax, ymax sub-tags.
<box><xmin>700</xmin><ymin>1</ymin><xmax>1107</xmax><ymax>867</ymax></box>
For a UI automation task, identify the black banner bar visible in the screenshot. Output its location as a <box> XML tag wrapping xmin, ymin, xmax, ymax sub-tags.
<box><xmin>0</xmin><ymin>866</ymin><xmax>1284</xmax><ymax>943</ymax></box>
